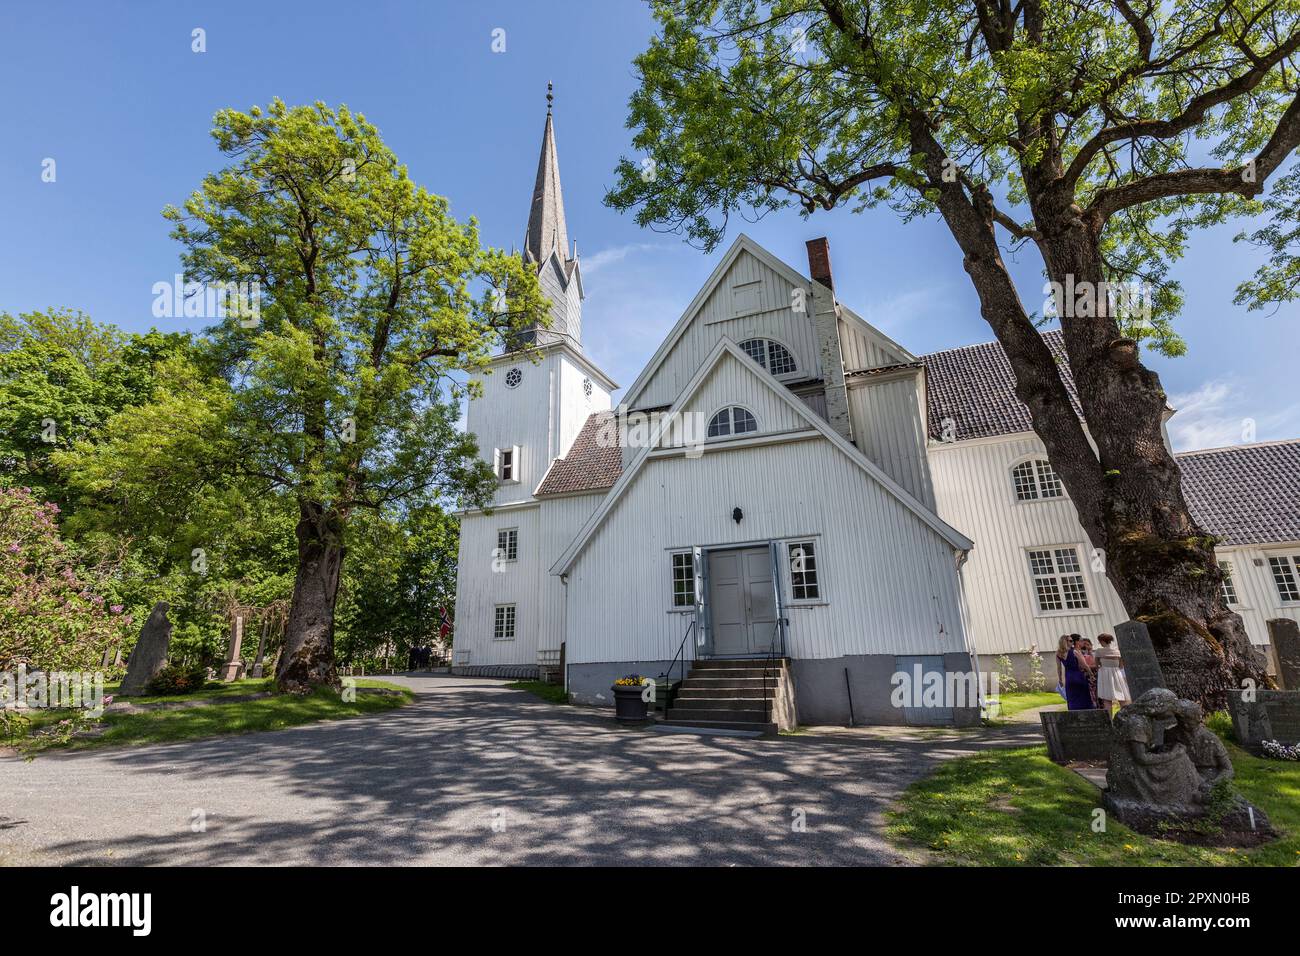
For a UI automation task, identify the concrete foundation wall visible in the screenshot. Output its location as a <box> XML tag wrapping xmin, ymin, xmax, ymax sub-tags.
<box><xmin>568</xmin><ymin>660</ymin><xmax>676</xmax><ymax>707</ymax></box>
<box><xmin>451</xmin><ymin>664</ymin><xmax>539</xmax><ymax>680</ymax></box>
<box><xmin>791</xmin><ymin>652</ymin><xmax>982</xmax><ymax>727</ymax></box>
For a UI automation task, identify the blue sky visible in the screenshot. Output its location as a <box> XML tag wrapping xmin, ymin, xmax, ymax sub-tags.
<box><xmin>1</xmin><ymin>0</ymin><xmax>1295</xmax><ymax>450</ymax></box>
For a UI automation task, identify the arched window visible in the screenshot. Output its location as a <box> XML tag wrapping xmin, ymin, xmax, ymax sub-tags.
<box><xmin>1012</xmin><ymin>458</ymin><xmax>1064</xmax><ymax>501</ymax></box>
<box><xmin>739</xmin><ymin>338</ymin><xmax>797</xmax><ymax>376</ymax></box>
<box><xmin>707</xmin><ymin>406</ymin><xmax>758</xmax><ymax>438</ymax></box>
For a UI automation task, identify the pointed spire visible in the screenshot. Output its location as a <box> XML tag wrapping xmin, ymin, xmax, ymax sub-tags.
<box><xmin>524</xmin><ymin>82</ymin><xmax>569</xmax><ymax>267</ymax></box>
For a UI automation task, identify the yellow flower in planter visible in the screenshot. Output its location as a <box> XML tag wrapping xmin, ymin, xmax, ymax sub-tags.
<box><xmin>614</xmin><ymin>675</ymin><xmax>646</xmax><ymax>687</ymax></box>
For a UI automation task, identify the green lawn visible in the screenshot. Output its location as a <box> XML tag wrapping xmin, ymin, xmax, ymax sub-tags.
<box><xmin>888</xmin><ymin>742</ymin><xmax>1300</xmax><ymax>866</ymax></box>
<box><xmin>4</xmin><ymin>679</ymin><xmax>412</xmax><ymax>755</ymax></box>
<box><xmin>506</xmin><ymin>680</ymin><xmax>569</xmax><ymax>704</ymax></box>
<box><xmin>991</xmin><ymin>691</ymin><xmax>1063</xmax><ymax>720</ymax></box>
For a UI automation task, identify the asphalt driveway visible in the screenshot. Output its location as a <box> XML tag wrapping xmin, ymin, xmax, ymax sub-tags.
<box><xmin>0</xmin><ymin>675</ymin><xmax>1038</xmax><ymax>866</ymax></box>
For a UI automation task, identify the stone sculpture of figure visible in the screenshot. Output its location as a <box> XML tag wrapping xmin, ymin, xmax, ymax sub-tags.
<box><xmin>1105</xmin><ymin>688</ymin><xmax>1203</xmax><ymax>808</ymax></box>
<box><xmin>1174</xmin><ymin>699</ymin><xmax>1234</xmax><ymax>791</ymax></box>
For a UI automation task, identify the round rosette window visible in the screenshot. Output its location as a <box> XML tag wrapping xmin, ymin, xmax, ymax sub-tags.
<box><xmin>505</xmin><ymin>367</ymin><xmax>522</xmax><ymax>388</ymax></box>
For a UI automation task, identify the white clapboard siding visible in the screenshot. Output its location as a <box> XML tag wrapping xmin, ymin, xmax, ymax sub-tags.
<box><xmin>1219</xmin><ymin>544</ymin><xmax>1300</xmax><ymax>648</ymax></box>
<box><xmin>453</xmin><ymin>505</ymin><xmax>543</xmax><ymax>667</ymax></box>
<box><xmin>564</xmin><ymin>437</ymin><xmax>969</xmax><ymax>666</ymax></box>
<box><xmin>633</xmin><ymin>249</ymin><xmax>823</xmax><ymax>410</ymax></box>
<box><xmin>837</xmin><ymin>309</ymin><xmax>913</xmax><ymax>371</ymax></box>
<box><xmin>536</xmin><ymin>492</ymin><xmax>605</xmax><ymax>653</ymax></box>
<box><xmin>846</xmin><ymin>372</ymin><xmax>936</xmax><ymax>507</ymax></box>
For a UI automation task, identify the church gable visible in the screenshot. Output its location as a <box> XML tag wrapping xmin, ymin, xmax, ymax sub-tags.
<box><xmin>657</xmin><ymin>348</ymin><xmax>807</xmax><ymax>450</ymax></box>
<box><xmin>627</xmin><ymin>236</ymin><xmax>825</xmax><ymax>410</ymax></box>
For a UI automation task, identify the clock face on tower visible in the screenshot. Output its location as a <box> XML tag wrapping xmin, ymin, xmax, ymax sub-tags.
<box><xmin>505</xmin><ymin>367</ymin><xmax>522</xmax><ymax>388</ymax></box>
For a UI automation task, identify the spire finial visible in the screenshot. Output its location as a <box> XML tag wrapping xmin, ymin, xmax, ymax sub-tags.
<box><xmin>546</xmin><ymin>81</ymin><xmax>553</xmax><ymax>115</ymax></box>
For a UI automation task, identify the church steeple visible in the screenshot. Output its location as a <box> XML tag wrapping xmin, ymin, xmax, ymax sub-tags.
<box><xmin>519</xmin><ymin>83</ymin><xmax>583</xmax><ymax>349</ymax></box>
<box><xmin>525</xmin><ymin>83</ymin><xmax>570</xmax><ymax>267</ymax></box>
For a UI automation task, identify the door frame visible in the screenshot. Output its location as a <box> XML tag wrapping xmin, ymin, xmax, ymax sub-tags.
<box><xmin>694</xmin><ymin>539</ymin><xmax>788</xmax><ymax>659</ymax></box>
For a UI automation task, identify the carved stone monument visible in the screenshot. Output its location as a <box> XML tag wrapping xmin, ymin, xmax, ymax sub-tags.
<box><xmin>1105</xmin><ymin>689</ymin><xmax>1273</xmax><ymax>843</ymax></box>
<box><xmin>1268</xmin><ymin>618</ymin><xmax>1300</xmax><ymax>691</ymax></box>
<box><xmin>118</xmin><ymin>602</ymin><xmax>172</xmax><ymax>696</ymax></box>
<box><xmin>1115</xmin><ymin>620</ymin><xmax>1166</xmax><ymax>699</ymax></box>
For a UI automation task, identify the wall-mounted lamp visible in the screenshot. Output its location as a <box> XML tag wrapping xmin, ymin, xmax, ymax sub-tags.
<box><xmin>732</xmin><ymin>507</ymin><xmax>744</xmax><ymax>524</ymax></box>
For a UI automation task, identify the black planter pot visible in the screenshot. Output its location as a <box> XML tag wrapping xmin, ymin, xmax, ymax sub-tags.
<box><xmin>612</xmin><ymin>684</ymin><xmax>650</xmax><ymax>722</ymax></box>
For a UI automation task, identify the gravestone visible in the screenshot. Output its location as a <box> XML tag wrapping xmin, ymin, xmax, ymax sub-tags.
<box><xmin>1116</xmin><ymin>620</ymin><xmax>1166</xmax><ymax>699</ymax></box>
<box><xmin>1268</xmin><ymin>619</ymin><xmax>1300</xmax><ymax>691</ymax></box>
<box><xmin>250</xmin><ymin>623</ymin><xmax>268</xmax><ymax>679</ymax></box>
<box><xmin>221</xmin><ymin>614</ymin><xmax>245</xmax><ymax>682</ymax></box>
<box><xmin>1227</xmin><ymin>689</ymin><xmax>1300</xmax><ymax>750</ymax></box>
<box><xmin>1040</xmin><ymin>709</ymin><xmax>1113</xmax><ymax>763</ymax></box>
<box><xmin>118</xmin><ymin>602</ymin><xmax>172</xmax><ymax>696</ymax></box>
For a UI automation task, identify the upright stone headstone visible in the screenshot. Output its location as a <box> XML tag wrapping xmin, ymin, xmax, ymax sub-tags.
<box><xmin>1039</xmin><ymin>709</ymin><xmax>1113</xmax><ymax>763</ymax></box>
<box><xmin>118</xmin><ymin>602</ymin><xmax>172</xmax><ymax>696</ymax></box>
<box><xmin>221</xmin><ymin>614</ymin><xmax>245</xmax><ymax>682</ymax></box>
<box><xmin>1116</xmin><ymin>620</ymin><xmax>1166</xmax><ymax>699</ymax></box>
<box><xmin>1227</xmin><ymin>689</ymin><xmax>1300</xmax><ymax>749</ymax></box>
<box><xmin>250</xmin><ymin>623</ymin><xmax>268</xmax><ymax>679</ymax></box>
<box><xmin>1268</xmin><ymin>618</ymin><xmax>1300</xmax><ymax>691</ymax></box>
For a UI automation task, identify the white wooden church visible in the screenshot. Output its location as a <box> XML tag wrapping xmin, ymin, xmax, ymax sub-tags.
<box><xmin>452</xmin><ymin>103</ymin><xmax>1300</xmax><ymax>729</ymax></box>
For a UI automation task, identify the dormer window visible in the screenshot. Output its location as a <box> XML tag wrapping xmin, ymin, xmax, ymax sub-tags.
<box><xmin>1012</xmin><ymin>458</ymin><xmax>1064</xmax><ymax>501</ymax></box>
<box><xmin>739</xmin><ymin>338</ymin><xmax>797</xmax><ymax>377</ymax></box>
<box><xmin>707</xmin><ymin>406</ymin><xmax>758</xmax><ymax>438</ymax></box>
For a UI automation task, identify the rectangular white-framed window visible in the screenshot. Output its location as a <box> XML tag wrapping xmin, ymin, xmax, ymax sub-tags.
<box><xmin>669</xmin><ymin>550</ymin><xmax>695</xmax><ymax>609</ymax></box>
<box><xmin>1026</xmin><ymin>545</ymin><xmax>1091</xmax><ymax>614</ymax></box>
<box><xmin>1268</xmin><ymin>553</ymin><xmax>1300</xmax><ymax>603</ymax></box>
<box><xmin>787</xmin><ymin>539</ymin><xmax>822</xmax><ymax>603</ymax></box>
<box><xmin>494</xmin><ymin>445</ymin><xmax>520</xmax><ymax>483</ymax></box>
<box><xmin>1220</xmin><ymin>560</ymin><xmax>1240</xmax><ymax>606</ymax></box>
<box><xmin>493</xmin><ymin>603</ymin><xmax>516</xmax><ymax>641</ymax></box>
<box><xmin>496</xmin><ymin>527</ymin><xmax>518</xmax><ymax>563</ymax></box>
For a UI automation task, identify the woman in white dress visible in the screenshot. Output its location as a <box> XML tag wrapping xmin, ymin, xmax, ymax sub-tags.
<box><xmin>1093</xmin><ymin>633</ymin><xmax>1130</xmax><ymax>715</ymax></box>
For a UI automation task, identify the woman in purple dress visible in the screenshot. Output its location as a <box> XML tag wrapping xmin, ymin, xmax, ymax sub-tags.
<box><xmin>1060</xmin><ymin>634</ymin><xmax>1095</xmax><ymax>710</ymax></box>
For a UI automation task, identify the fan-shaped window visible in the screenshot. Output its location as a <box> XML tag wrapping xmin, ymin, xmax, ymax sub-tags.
<box><xmin>739</xmin><ymin>338</ymin><xmax>797</xmax><ymax>376</ymax></box>
<box><xmin>1012</xmin><ymin>458</ymin><xmax>1064</xmax><ymax>501</ymax></box>
<box><xmin>707</xmin><ymin>406</ymin><xmax>758</xmax><ymax>438</ymax></box>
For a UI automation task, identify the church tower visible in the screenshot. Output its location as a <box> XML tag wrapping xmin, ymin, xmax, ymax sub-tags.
<box><xmin>518</xmin><ymin>82</ymin><xmax>584</xmax><ymax>348</ymax></box>
<box><xmin>463</xmin><ymin>86</ymin><xmax>615</xmax><ymax>512</ymax></box>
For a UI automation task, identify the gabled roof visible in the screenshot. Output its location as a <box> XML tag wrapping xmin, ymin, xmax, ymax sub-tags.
<box><xmin>535</xmin><ymin>411</ymin><xmax>622</xmax><ymax>497</ymax></box>
<box><xmin>622</xmin><ymin>233</ymin><xmax>914</xmax><ymax>409</ymax></box>
<box><xmin>920</xmin><ymin>329</ymin><xmax>1083</xmax><ymax>442</ymax></box>
<box><xmin>1176</xmin><ymin>440</ymin><xmax>1300</xmax><ymax>546</ymax></box>
<box><xmin>552</xmin><ymin>337</ymin><xmax>973</xmax><ymax>575</ymax></box>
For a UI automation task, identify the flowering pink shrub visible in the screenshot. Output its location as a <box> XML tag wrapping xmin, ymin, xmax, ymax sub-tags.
<box><xmin>0</xmin><ymin>486</ymin><xmax>131</xmax><ymax>671</ymax></box>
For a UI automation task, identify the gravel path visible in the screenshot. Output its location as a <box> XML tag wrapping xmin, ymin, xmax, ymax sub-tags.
<box><xmin>0</xmin><ymin>674</ymin><xmax>1039</xmax><ymax>866</ymax></box>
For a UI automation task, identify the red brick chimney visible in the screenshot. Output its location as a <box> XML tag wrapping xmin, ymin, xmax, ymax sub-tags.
<box><xmin>806</xmin><ymin>237</ymin><xmax>834</xmax><ymax>290</ymax></box>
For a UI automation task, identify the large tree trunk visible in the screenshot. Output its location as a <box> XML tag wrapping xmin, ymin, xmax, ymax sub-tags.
<box><xmin>1032</xmin><ymin>208</ymin><xmax>1271</xmax><ymax>709</ymax></box>
<box><xmin>276</xmin><ymin>500</ymin><xmax>344</xmax><ymax>693</ymax></box>
<box><xmin>905</xmin><ymin>113</ymin><xmax>1269</xmax><ymax>710</ymax></box>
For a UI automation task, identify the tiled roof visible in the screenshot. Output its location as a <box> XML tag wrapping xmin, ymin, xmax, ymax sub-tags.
<box><xmin>535</xmin><ymin>411</ymin><xmax>623</xmax><ymax>496</ymax></box>
<box><xmin>1175</xmin><ymin>441</ymin><xmax>1300</xmax><ymax>546</ymax></box>
<box><xmin>920</xmin><ymin>329</ymin><xmax>1083</xmax><ymax>441</ymax></box>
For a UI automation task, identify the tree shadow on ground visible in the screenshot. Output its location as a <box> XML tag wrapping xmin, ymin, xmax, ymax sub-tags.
<box><xmin>13</xmin><ymin>676</ymin><xmax>1041</xmax><ymax>866</ymax></box>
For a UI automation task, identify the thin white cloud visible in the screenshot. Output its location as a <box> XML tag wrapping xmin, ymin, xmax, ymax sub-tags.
<box><xmin>1168</xmin><ymin>378</ymin><xmax>1300</xmax><ymax>450</ymax></box>
<box><xmin>581</xmin><ymin>242</ymin><xmax>680</xmax><ymax>276</ymax></box>
<box><xmin>859</xmin><ymin>284</ymin><xmax>952</xmax><ymax>337</ymax></box>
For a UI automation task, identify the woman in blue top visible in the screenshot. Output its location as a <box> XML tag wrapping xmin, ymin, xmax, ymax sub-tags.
<box><xmin>1056</xmin><ymin>633</ymin><xmax>1096</xmax><ymax>710</ymax></box>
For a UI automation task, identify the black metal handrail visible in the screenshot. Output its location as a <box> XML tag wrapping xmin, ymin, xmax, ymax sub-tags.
<box><xmin>761</xmin><ymin>619</ymin><xmax>786</xmax><ymax>725</ymax></box>
<box><xmin>656</xmin><ymin>618</ymin><xmax>695</xmax><ymax>714</ymax></box>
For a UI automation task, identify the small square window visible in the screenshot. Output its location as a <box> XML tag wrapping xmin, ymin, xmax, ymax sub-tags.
<box><xmin>493</xmin><ymin>604</ymin><xmax>516</xmax><ymax>641</ymax></box>
<box><xmin>670</xmin><ymin>552</ymin><xmax>695</xmax><ymax>608</ymax></box>
<box><xmin>497</xmin><ymin>528</ymin><xmax>518</xmax><ymax>562</ymax></box>
<box><xmin>788</xmin><ymin>540</ymin><xmax>821</xmax><ymax>601</ymax></box>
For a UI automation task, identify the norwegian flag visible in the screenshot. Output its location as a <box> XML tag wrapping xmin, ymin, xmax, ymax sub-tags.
<box><xmin>439</xmin><ymin>606</ymin><xmax>453</xmax><ymax>639</ymax></box>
